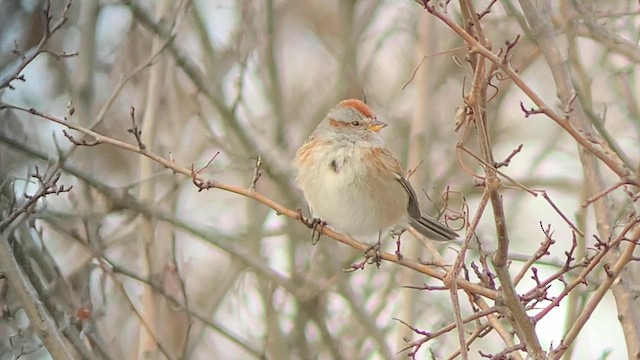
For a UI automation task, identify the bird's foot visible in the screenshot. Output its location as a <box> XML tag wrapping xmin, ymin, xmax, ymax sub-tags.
<box><xmin>296</xmin><ymin>208</ymin><xmax>325</xmax><ymax>245</ymax></box>
<box><xmin>364</xmin><ymin>241</ymin><xmax>383</xmax><ymax>268</ymax></box>
<box><xmin>308</xmin><ymin>218</ymin><xmax>326</xmax><ymax>245</ymax></box>
<box><xmin>344</xmin><ymin>241</ymin><xmax>382</xmax><ymax>272</ymax></box>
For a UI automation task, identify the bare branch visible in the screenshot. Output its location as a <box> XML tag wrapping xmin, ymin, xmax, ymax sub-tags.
<box><xmin>0</xmin><ymin>0</ymin><xmax>73</xmax><ymax>90</ymax></box>
<box><xmin>1</xmin><ymin>102</ymin><xmax>497</xmax><ymax>300</ymax></box>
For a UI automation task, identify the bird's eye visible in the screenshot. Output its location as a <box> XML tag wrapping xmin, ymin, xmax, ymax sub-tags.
<box><xmin>351</xmin><ymin>121</ymin><xmax>360</xmax><ymax>127</ymax></box>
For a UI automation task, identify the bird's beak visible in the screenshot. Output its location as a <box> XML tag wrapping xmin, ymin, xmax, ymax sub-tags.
<box><xmin>368</xmin><ymin>120</ymin><xmax>387</xmax><ymax>132</ymax></box>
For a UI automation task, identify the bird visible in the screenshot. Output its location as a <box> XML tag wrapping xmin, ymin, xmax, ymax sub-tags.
<box><xmin>293</xmin><ymin>99</ymin><xmax>457</xmax><ymax>255</ymax></box>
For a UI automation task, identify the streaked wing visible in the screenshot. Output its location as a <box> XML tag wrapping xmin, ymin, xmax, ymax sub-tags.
<box><xmin>398</xmin><ymin>177</ymin><xmax>421</xmax><ymax>219</ymax></box>
<box><xmin>369</xmin><ymin>147</ymin><xmax>422</xmax><ymax>219</ymax></box>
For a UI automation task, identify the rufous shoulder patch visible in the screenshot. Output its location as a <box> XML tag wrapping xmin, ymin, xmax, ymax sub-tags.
<box><xmin>367</xmin><ymin>147</ymin><xmax>404</xmax><ymax>175</ymax></box>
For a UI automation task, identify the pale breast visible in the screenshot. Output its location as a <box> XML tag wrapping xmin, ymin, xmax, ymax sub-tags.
<box><xmin>295</xmin><ymin>142</ymin><xmax>409</xmax><ymax>237</ymax></box>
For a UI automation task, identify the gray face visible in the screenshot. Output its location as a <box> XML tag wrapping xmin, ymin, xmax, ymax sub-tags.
<box><xmin>315</xmin><ymin>106</ymin><xmax>386</xmax><ymax>145</ymax></box>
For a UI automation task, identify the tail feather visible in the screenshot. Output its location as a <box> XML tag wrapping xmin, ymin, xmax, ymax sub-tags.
<box><xmin>409</xmin><ymin>215</ymin><xmax>458</xmax><ymax>241</ymax></box>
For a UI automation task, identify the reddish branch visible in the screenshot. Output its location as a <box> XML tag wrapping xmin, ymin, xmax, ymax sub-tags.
<box><xmin>533</xmin><ymin>219</ymin><xmax>639</xmax><ymax>323</ymax></box>
<box><xmin>416</xmin><ymin>0</ymin><xmax>639</xmax><ymax>190</ymax></box>
<box><xmin>397</xmin><ymin>306</ymin><xmax>500</xmax><ymax>357</ymax></box>
<box><xmin>495</xmin><ymin>144</ymin><xmax>523</xmax><ymax>168</ymax></box>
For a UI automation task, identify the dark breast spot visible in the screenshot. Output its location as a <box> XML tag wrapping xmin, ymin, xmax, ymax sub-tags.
<box><xmin>330</xmin><ymin>159</ymin><xmax>339</xmax><ymax>172</ymax></box>
<box><xmin>330</xmin><ymin>157</ymin><xmax>349</xmax><ymax>172</ymax></box>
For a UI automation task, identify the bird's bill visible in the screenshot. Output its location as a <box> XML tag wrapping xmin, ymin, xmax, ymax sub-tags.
<box><xmin>368</xmin><ymin>120</ymin><xmax>387</xmax><ymax>132</ymax></box>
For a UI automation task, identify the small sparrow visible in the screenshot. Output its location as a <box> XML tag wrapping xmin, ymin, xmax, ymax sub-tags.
<box><xmin>293</xmin><ymin>99</ymin><xmax>457</xmax><ymax>248</ymax></box>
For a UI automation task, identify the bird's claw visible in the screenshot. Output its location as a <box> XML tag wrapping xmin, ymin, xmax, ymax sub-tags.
<box><xmin>308</xmin><ymin>218</ymin><xmax>326</xmax><ymax>245</ymax></box>
<box><xmin>343</xmin><ymin>242</ymin><xmax>383</xmax><ymax>272</ymax></box>
<box><xmin>364</xmin><ymin>241</ymin><xmax>383</xmax><ymax>268</ymax></box>
<box><xmin>296</xmin><ymin>208</ymin><xmax>325</xmax><ymax>245</ymax></box>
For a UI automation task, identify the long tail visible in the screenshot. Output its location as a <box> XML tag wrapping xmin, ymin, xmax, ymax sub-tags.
<box><xmin>409</xmin><ymin>215</ymin><xmax>458</xmax><ymax>241</ymax></box>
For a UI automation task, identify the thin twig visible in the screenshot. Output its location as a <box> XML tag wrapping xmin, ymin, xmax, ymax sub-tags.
<box><xmin>0</xmin><ymin>167</ymin><xmax>72</xmax><ymax>233</ymax></box>
<box><xmin>128</xmin><ymin>107</ymin><xmax>146</xmax><ymax>150</ymax></box>
<box><xmin>249</xmin><ymin>155</ymin><xmax>262</xmax><ymax>191</ymax></box>
<box><xmin>0</xmin><ymin>0</ymin><xmax>73</xmax><ymax>90</ymax></box>
<box><xmin>550</xmin><ymin>224</ymin><xmax>640</xmax><ymax>359</ymax></box>
<box><xmin>397</xmin><ymin>306</ymin><xmax>499</xmax><ymax>354</ymax></box>
<box><xmin>582</xmin><ymin>180</ymin><xmax>628</xmax><ymax>208</ymax></box>
<box><xmin>495</xmin><ymin>144</ymin><xmax>523</xmax><ymax>168</ymax></box>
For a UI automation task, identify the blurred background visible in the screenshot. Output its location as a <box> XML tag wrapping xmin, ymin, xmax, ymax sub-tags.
<box><xmin>0</xmin><ymin>0</ymin><xmax>639</xmax><ymax>359</ymax></box>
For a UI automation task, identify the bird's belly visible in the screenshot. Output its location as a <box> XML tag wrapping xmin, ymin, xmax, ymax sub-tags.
<box><xmin>303</xmin><ymin>165</ymin><xmax>407</xmax><ymax>237</ymax></box>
